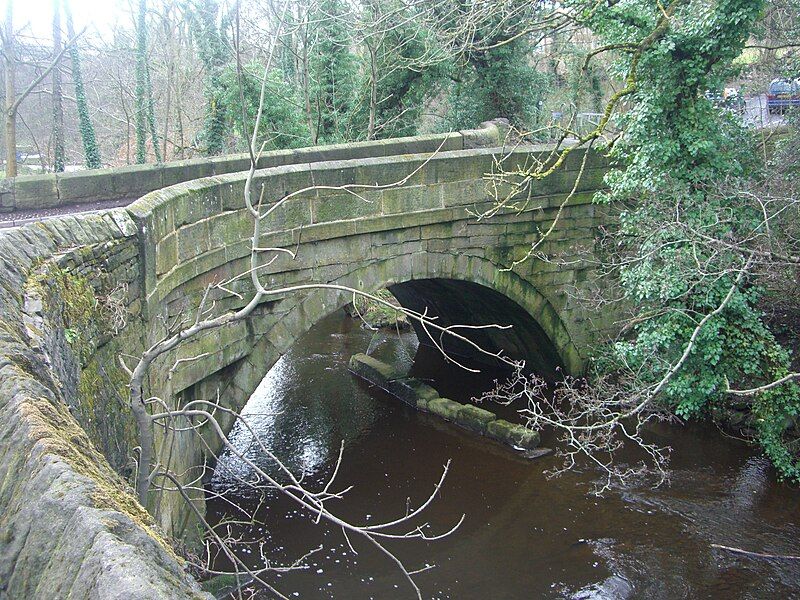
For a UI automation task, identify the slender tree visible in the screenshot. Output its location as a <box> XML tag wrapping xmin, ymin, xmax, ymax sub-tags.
<box><xmin>189</xmin><ymin>0</ymin><xmax>228</xmax><ymax>155</ymax></box>
<box><xmin>3</xmin><ymin>0</ymin><xmax>17</xmax><ymax>177</ymax></box>
<box><xmin>134</xmin><ymin>0</ymin><xmax>161</xmax><ymax>163</ymax></box>
<box><xmin>144</xmin><ymin>37</ymin><xmax>161</xmax><ymax>162</ymax></box>
<box><xmin>306</xmin><ymin>0</ymin><xmax>356</xmax><ymax>143</ymax></box>
<box><xmin>64</xmin><ymin>0</ymin><xmax>101</xmax><ymax>168</ymax></box>
<box><xmin>52</xmin><ymin>0</ymin><xmax>65</xmax><ymax>172</ymax></box>
<box><xmin>134</xmin><ymin>0</ymin><xmax>148</xmax><ymax>163</ymax></box>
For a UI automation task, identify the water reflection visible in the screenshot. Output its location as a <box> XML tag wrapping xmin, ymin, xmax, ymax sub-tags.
<box><xmin>208</xmin><ymin>310</ymin><xmax>800</xmax><ymax>599</ymax></box>
<box><xmin>212</xmin><ymin>316</ymin><xmax>419</xmax><ymax>490</ymax></box>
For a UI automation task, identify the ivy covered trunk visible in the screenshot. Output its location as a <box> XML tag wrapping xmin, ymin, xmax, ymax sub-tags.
<box><xmin>64</xmin><ymin>0</ymin><xmax>100</xmax><ymax>169</ymax></box>
<box><xmin>587</xmin><ymin>0</ymin><xmax>800</xmax><ymax>480</ymax></box>
<box><xmin>52</xmin><ymin>0</ymin><xmax>65</xmax><ymax>173</ymax></box>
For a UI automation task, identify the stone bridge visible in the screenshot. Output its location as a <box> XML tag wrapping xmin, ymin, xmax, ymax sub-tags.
<box><xmin>0</xmin><ymin>123</ymin><xmax>614</xmax><ymax>598</ymax></box>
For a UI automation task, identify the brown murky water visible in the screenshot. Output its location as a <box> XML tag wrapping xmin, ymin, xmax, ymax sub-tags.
<box><xmin>207</xmin><ymin>311</ymin><xmax>800</xmax><ymax>599</ymax></box>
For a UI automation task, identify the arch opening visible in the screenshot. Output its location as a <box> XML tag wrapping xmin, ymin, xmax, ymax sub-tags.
<box><xmin>389</xmin><ymin>278</ymin><xmax>562</xmax><ymax>381</ymax></box>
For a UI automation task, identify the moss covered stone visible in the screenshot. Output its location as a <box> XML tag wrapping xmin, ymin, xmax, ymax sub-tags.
<box><xmin>457</xmin><ymin>404</ymin><xmax>496</xmax><ymax>433</ymax></box>
<box><xmin>408</xmin><ymin>380</ymin><xmax>438</xmax><ymax>411</ymax></box>
<box><xmin>428</xmin><ymin>398</ymin><xmax>464</xmax><ymax>421</ymax></box>
<box><xmin>487</xmin><ymin>419</ymin><xmax>540</xmax><ymax>450</ymax></box>
<box><xmin>348</xmin><ymin>353</ymin><xmax>402</xmax><ymax>385</ymax></box>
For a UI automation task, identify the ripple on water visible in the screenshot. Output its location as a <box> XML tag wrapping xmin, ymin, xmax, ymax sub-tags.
<box><xmin>207</xmin><ymin>310</ymin><xmax>800</xmax><ymax>600</ymax></box>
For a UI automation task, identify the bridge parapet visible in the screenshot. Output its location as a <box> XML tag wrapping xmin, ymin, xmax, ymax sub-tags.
<box><xmin>129</xmin><ymin>142</ymin><xmax>610</xmax><ymax>402</ymax></box>
<box><xmin>0</xmin><ymin>124</ymin><xmax>503</xmax><ymax>214</ymax></box>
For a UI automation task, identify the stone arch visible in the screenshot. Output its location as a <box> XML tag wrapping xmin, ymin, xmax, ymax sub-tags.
<box><xmin>212</xmin><ymin>252</ymin><xmax>582</xmax><ymax>419</ymax></box>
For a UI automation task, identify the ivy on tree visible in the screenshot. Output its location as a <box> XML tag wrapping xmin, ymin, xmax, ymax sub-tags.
<box><xmin>583</xmin><ymin>0</ymin><xmax>800</xmax><ymax>481</ymax></box>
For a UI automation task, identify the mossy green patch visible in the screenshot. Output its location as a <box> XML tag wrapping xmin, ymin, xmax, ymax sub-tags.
<box><xmin>17</xmin><ymin>385</ymin><xmax>177</xmax><ymax>560</ymax></box>
<box><xmin>28</xmin><ymin>264</ymin><xmax>99</xmax><ymax>361</ymax></box>
<box><xmin>457</xmin><ymin>404</ymin><xmax>496</xmax><ymax>433</ymax></box>
<box><xmin>428</xmin><ymin>398</ymin><xmax>463</xmax><ymax>421</ymax></box>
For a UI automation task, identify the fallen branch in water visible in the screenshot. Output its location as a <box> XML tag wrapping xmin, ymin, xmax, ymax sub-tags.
<box><xmin>711</xmin><ymin>544</ymin><xmax>800</xmax><ymax>560</ymax></box>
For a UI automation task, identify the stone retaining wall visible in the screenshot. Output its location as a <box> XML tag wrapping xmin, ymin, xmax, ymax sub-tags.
<box><xmin>0</xmin><ymin>213</ymin><xmax>207</xmax><ymax>598</ymax></box>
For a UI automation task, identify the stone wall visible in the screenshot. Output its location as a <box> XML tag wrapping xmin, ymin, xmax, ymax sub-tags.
<box><xmin>23</xmin><ymin>222</ymin><xmax>143</xmax><ymax>473</ymax></box>
<box><xmin>0</xmin><ymin>213</ymin><xmax>208</xmax><ymax>598</ymax></box>
<box><xmin>0</xmin><ymin>129</ymin><xmax>487</xmax><ymax>213</ymax></box>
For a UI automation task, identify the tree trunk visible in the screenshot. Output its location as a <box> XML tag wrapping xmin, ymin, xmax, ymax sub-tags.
<box><xmin>52</xmin><ymin>0</ymin><xmax>65</xmax><ymax>172</ymax></box>
<box><xmin>145</xmin><ymin>59</ymin><xmax>161</xmax><ymax>163</ymax></box>
<box><xmin>65</xmin><ymin>0</ymin><xmax>101</xmax><ymax>169</ymax></box>
<box><xmin>174</xmin><ymin>86</ymin><xmax>185</xmax><ymax>159</ymax></box>
<box><xmin>367</xmin><ymin>43</ymin><xmax>377</xmax><ymax>141</ymax></box>
<box><xmin>4</xmin><ymin>1</ymin><xmax>17</xmax><ymax>178</ymax></box>
<box><xmin>135</xmin><ymin>0</ymin><xmax>148</xmax><ymax>163</ymax></box>
<box><xmin>301</xmin><ymin>23</ymin><xmax>317</xmax><ymax>144</ymax></box>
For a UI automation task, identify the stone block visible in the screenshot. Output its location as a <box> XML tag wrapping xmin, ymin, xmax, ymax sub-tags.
<box><xmin>305</xmin><ymin>162</ymin><xmax>357</xmax><ymax>188</ymax></box>
<box><xmin>354</xmin><ymin>158</ymin><xmax>427</xmax><ymax>189</ymax></box>
<box><xmin>14</xmin><ymin>175</ymin><xmax>59</xmax><ymax>209</ymax></box>
<box><xmin>460</xmin><ymin>123</ymin><xmax>501</xmax><ymax>148</ymax></box>
<box><xmin>353</xmin><ymin>207</ymin><xmax>452</xmax><ymax>235</ymax></box>
<box><xmin>256</xmin><ymin>165</ymin><xmax>315</xmax><ymax>201</ymax></box>
<box><xmin>208</xmin><ymin>211</ymin><xmax>252</xmax><ymax>250</ymax></box>
<box><xmin>260</xmin><ymin>195</ymin><xmax>312</xmax><ymax>231</ymax></box>
<box><xmin>439</xmin><ymin>179</ymin><xmax>487</xmax><ymax>208</ymax></box>
<box><xmin>299</xmin><ymin>220</ymin><xmax>357</xmax><ymax>243</ymax></box>
<box><xmin>393</xmin><ymin>132</ymin><xmax>462</xmax><ymax>155</ymax></box>
<box><xmin>211</xmin><ymin>154</ymin><xmax>251</xmax><ymax>175</ymax></box>
<box><xmin>155</xmin><ymin>234</ymin><xmax>177</xmax><ymax>276</ymax></box>
<box><xmin>191</xmin><ymin>246</ymin><xmax>227</xmax><ymax>280</ymax></box>
<box><xmin>161</xmin><ymin>159</ymin><xmax>214</xmax><ymax>188</ymax></box>
<box><xmin>177</xmin><ymin>220</ymin><xmax>210</xmax><ymax>262</ymax></box>
<box><xmin>457</xmin><ymin>404</ymin><xmax>497</xmax><ymax>433</ymax></box>
<box><xmin>312</xmin><ymin>190</ymin><xmax>381</xmax><ymax>223</ymax></box>
<box><xmin>384</xmin><ymin>379</ymin><xmax>420</xmax><ymax>408</ymax></box>
<box><xmin>487</xmin><ymin>419</ymin><xmax>540</xmax><ymax>449</ymax></box>
<box><xmin>408</xmin><ymin>380</ymin><xmax>439</xmax><ymax>411</ymax></box>
<box><xmin>348</xmin><ymin>353</ymin><xmax>402</xmax><ymax>386</ymax></box>
<box><xmin>0</xmin><ymin>176</ymin><xmax>14</xmax><ymax>211</ymax></box>
<box><xmin>109</xmin><ymin>163</ymin><xmax>163</xmax><ymax>198</ymax></box>
<box><xmin>381</xmin><ymin>185</ymin><xmax>436</xmax><ymax>215</ymax></box>
<box><xmin>170</xmin><ymin>182</ymin><xmax>222</xmax><ymax>227</ymax></box>
<box><xmin>253</xmin><ymin>149</ymin><xmax>293</xmax><ymax>169</ymax></box>
<box><xmin>56</xmin><ymin>170</ymin><xmax>114</xmax><ymax>204</ymax></box>
<box><xmin>429</xmin><ymin>153</ymin><xmax>491</xmax><ymax>183</ymax></box>
<box><xmin>341</xmin><ymin>236</ymin><xmax>379</xmax><ymax>267</ymax></box>
<box><xmin>428</xmin><ymin>398</ymin><xmax>463</xmax><ymax>421</ymax></box>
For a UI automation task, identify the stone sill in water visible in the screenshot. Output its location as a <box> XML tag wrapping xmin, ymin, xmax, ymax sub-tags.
<box><xmin>348</xmin><ymin>353</ymin><xmax>540</xmax><ymax>451</ymax></box>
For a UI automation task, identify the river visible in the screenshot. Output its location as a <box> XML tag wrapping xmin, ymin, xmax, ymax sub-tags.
<box><xmin>207</xmin><ymin>310</ymin><xmax>800</xmax><ymax>599</ymax></box>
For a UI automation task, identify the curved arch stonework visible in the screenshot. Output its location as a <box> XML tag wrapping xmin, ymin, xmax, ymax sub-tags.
<box><xmin>138</xmin><ymin>139</ymin><xmax>614</xmax><ymax>540</ymax></box>
<box><xmin>206</xmin><ymin>252</ymin><xmax>583</xmax><ymax>420</ymax></box>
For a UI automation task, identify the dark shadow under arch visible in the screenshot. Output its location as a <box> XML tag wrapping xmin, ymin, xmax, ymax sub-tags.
<box><xmin>389</xmin><ymin>279</ymin><xmax>562</xmax><ymax>380</ymax></box>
